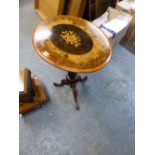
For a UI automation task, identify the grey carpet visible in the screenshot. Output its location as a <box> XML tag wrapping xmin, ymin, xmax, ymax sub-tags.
<box><xmin>19</xmin><ymin>0</ymin><xmax>135</xmax><ymax>155</ymax></box>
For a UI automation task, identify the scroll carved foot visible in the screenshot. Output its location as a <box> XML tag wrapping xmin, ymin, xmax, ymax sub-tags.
<box><xmin>53</xmin><ymin>79</ymin><xmax>69</xmax><ymax>87</ymax></box>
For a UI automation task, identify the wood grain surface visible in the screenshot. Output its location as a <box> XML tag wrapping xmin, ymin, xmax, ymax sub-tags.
<box><xmin>32</xmin><ymin>16</ymin><xmax>112</xmax><ymax>73</ymax></box>
<box><xmin>34</xmin><ymin>0</ymin><xmax>65</xmax><ymax>19</ymax></box>
<box><xmin>19</xmin><ymin>75</ymin><xmax>46</xmax><ymax>114</ymax></box>
<box><xmin>64</xmin><ymin>0</ymin><xmax>87</xmax><ymax>17</ymax></box>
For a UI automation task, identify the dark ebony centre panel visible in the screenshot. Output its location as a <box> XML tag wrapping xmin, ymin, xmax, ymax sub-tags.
<box><xmin>50</xmin><ymin>24</ymin><xmax>93</xmax><ymax>55</ymax></box>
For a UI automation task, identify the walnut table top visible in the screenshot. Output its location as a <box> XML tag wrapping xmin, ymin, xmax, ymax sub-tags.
<box><xmin>32</xmin><ymin>15</ymin><xmax>112</xmax><ymax>73</ymax></box>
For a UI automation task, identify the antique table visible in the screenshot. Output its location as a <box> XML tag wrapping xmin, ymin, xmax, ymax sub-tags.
<box><xmin>32</xmin><ymin>15</ymin><xmax>112</xmax><ymax>110</ymax></box>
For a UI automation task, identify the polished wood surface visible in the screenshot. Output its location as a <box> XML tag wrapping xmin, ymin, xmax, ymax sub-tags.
<box><xmin>32</xmin><ymin>16</ymin><xmax>112</xmax><ymax>73</ymax></box>
<box><xmin>19</xmin><ymin>68</ymin><xmax>33</xmax><ymax>102</ymax></box>
<box><xmin>34</xmin><ymin>0</ymin><xmax>65</xmax><ymax>19</ymax></box>
<box><xmin>19</xmin><ymin>75</ymin><xmax>46</xmax><ymax>114</ymax></box>
<box><xmin>64</xmin><ymin>0</ymin><xmax>87</xmax><ymax>17</ymax></box>
<box><xmin>19</xmin><ymin>68</ymin><xmax>27</xmax><ymax>94</ymax></box>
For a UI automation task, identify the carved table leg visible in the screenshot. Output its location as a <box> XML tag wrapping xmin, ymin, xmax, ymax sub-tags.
<box><xmin>71</xmin><ymin>86</ymin><xmax>79</xmax><ymax>110</ymax></box>
<box><xmin>53</xmin><ymin>79</ymin><xmax>69</xmax><ymax>87</ymax></box>
<box><xmin>53</xmin><ymin>71</ymin><xmax>87</xmax><ymax>110</ymax></box>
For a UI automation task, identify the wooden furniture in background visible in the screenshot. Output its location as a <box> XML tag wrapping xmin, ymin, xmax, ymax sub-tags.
<box><xmin>83</xmin><ymin>0</ymin><xmax>117</xmax><ymax>20</ymax></box>
<box><xmin>19</xmin><ymin>75</ymin><xmax>46</xmax><ymax>114</ymax></box>
<box><xmin>19</xmin><ymin>68</ymin><xmax>33</xmax><ymax>102</ymax></box>
<box><xmin>96</xmin><ymin>0</ymin><xmax>110</xmax><ymax>18</ymax></box>
<box><xmin>64</xmin><ymin>0</ymin><xmax>87</xmax><ymax>17</ymax></box>
<box><xmin>34</xmin><ymin>0</ymin><xmax>65</xmax><ymax>19</ymax></box>
<box><xmin>96</xmin><ymin>0</ymin><xmax>117</xmax><ymax>18</ymax></box>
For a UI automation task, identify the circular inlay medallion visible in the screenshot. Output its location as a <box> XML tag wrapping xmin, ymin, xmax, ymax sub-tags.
<box><xmin>50</xmin><ymin>24</ymin><xmax>93</xmax><ymax>55</ymax></box>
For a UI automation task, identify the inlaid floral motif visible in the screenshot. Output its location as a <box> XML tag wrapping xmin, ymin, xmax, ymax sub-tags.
<box><xmin>61</xmin><ymin>31</ymin><xmax>81</xmax><ymax>48</ymax></box>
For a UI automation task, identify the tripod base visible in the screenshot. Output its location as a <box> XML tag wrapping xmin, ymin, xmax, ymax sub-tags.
<box><xmin>53</xmin><ymin>72</ymin><xmax>87</xmax><ymax>110</ymax></box>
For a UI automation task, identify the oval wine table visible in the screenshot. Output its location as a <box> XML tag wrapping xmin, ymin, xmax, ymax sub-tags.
<box><xmin>32</xmin><ymin>15</ymin><xmax>112</xmax><ymax>110</ymax></box>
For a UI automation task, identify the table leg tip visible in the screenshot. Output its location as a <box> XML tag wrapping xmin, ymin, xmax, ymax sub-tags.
<box><xmin>76</xmin><ymin>106</ymin><xmax>80</xmax><ymax>110</ymax></box>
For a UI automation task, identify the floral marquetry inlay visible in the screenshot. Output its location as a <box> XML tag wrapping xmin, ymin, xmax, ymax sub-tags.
<box><xmin>61</xmin><ymin>31</ymin><xmax>81</xmax><ymax>48</ymax></box>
